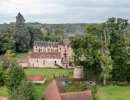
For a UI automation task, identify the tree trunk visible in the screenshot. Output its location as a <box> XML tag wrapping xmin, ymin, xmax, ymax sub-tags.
<box><xmin>103</xmin><ymin>66</ymin><xmax>106</xmax><ymax>85</ymax></box>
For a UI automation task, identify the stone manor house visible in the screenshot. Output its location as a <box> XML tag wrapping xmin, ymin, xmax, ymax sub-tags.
<box><xmin>26</xmin><ymin>39</ymin><xmax>72</xmax><ymax>68</ymax></box>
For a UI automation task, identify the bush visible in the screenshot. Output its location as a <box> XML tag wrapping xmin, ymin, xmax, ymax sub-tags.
<box><xmin>0</xmin><ymin>67</ymin><xmax>7</xmax><ymax>86</ymax></box>
<box><xmin>1</xmin><ymin>61</ymin><xmax>10</xmax><ymax>70</ymax></box>
<box><xmin>4</xmin><ymin>50</ymin><xmax>16</xmax><ymax>57</ymax></box>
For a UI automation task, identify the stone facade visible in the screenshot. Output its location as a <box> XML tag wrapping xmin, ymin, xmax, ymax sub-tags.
<box><xmin>29</xmin><ymin>39</ymin><xmax>72</xmax><ymax>68</ymax></box>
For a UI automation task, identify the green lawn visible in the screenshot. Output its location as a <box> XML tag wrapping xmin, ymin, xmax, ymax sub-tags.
<box><xmin>97</xmin><ymin>85</ymin><xmax>130</xmax><ymax>100</ymax></box>
<box><xmin>0</xmin><ymin>86</ymin><xmax>8</xmax><ymax>96</ymax></box>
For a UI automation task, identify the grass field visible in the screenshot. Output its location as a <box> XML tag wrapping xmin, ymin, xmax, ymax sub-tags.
<box><xmin>97</xmin><ymin>85</ymin><xmax>130</xmax><ymax>100</ymax></box>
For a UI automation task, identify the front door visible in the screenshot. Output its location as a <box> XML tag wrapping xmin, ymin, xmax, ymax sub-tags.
<box><xmin>66</xmin><ymin>65</ymin><xmax>68</xmax><ymax>69</ymax></box>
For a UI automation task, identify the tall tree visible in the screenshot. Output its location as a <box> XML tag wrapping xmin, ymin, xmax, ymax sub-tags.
<box><xmin>28</xmin><ymin>26</ymin><xmax>44</xmax><ymax>47</ymax></box>
<box><xmin>71</xmin><ymin>33</ymin><xmax>102</xmax><ymax>80</ymax></box>
<box><xmin>7</xmin><ymin>60</ymin><xmax>35</xmax><ymax>100</ymax></box>
<box><xmin>6</xmin><ymin>60</ymin><xmax>26</xmax><ymax>91</ymax></box>
<box><xmin>0</xmin><ymin>27</ymin><xmax>15</xmax><ymax>54</ymax></box>
<box><xmin>14</xmin><ymin>12</ymin><xmax>30</xmax><ymax>52</ymax></box>
<box><xmin>106</xmin><ymin>17</ymin><xmax>130</xmax><ymax>81</ymax></box>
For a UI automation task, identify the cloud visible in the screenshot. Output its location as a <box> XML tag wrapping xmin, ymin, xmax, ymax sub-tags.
<box><xmin>0</xmin><ymin>0</ymin><xmax>130</xmax><ymax>23</ymax></box>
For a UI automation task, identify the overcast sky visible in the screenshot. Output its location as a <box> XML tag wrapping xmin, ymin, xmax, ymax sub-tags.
<box><xmin>0</xmin><ymin>0</ymin><xmax>130</xmax><ymax>24</ymax></box>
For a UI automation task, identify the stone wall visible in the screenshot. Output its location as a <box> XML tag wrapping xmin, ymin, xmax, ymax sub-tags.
<box><xmin>28</xmin><ymin>58</ymin><xmax>62</xmax><ymax>68</ymax></box>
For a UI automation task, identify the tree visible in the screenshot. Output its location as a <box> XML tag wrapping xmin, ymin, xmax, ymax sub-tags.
<box><xmin>28</xmin><ymin>26</ymin><xmax>44</xmax><ymax>47</ymax></box>
<box><xmin>54</xmin><ymin>28</ymin><xmax>65</xmax><ymax>40</ymax></box>
<box><xmin>71</xmin><ymin>33</ymin><xmax>102</xmax><ymax>80</ymax></box>
<box><xmin>6</xmin><ymin>60</ymin><xmax>26</xmax><ymax>91</ymax></box>
<box><xmin>14</xmin><ymin>12</ymin><xmax>30</xmax><ymax>52</ymax></box>
<box><xmin>9</xmin><ymin>80</ymin><xmax>36</xmax><ymax>100</ymax></box>
<box><xmin>100</xmin><ymin>24</ymin><xmax>112</xmax><ymax>85</ymax></box>
<box><xmin>7</xmin><ymin>60</ymin><xmax>36</xmax><ymax>100</ymax></box>
<box><xmin>106</xmin><ymin>17</ymin><xmax>130</xmax><ymax>81</ymax></box>
<box><xmin>0</xmin><ymin>27</ymin><xmax>15</xmax><ymax>54</ymax></box>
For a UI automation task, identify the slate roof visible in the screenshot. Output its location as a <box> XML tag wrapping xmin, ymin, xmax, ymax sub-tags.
<box><xmin>27</xmin><ymin>74</ymin><xmax>45</xmax><ymax>81</ymax></box>
<box><xmin>44</xmin><ymin>80</ymin><xmax>93</xmax><ymax>100</ymax></box>
<box><xmin>63</xmin><ymin>39</ymin><xmax>70</xmax><ymax>45</ymax></box>
<box><xmin>33</xmin><ymin>39</ymin><xmax>70</xmax><ymax>47</ymax></box>
<box><xmin>59</xmin><ymin>39</ymin><xmax>65</xmax><ymax>45</ymax></box>
<box><xmin>33</xmin><ymin>41</ymin><xmax>59</xmax><ymax>47</ymax></box>
<box><xmin>33</xmin><ymin>41</ymin><xmax>48</xmax><ymax>47</ymax></box>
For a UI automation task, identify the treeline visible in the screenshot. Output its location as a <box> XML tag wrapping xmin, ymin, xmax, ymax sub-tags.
<box><xmin>71</xmin><ymin>17</ymin><xmax>130</xmax><ymax>84</ymax></box>
<box><xmin>0</xmin><ymin>13</ymin><xmax>86</xmax><ymax>55</ymax></box>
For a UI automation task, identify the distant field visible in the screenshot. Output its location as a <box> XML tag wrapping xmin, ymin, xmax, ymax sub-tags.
<box><xmin>97</xmin><ymin>85</ymin><xmax>130</xmax><ymax>100</ymax></box>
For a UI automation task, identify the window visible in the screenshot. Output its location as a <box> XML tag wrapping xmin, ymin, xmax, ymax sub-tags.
<box><xmin>55</xmin><ymin>61</ymin><xmax>56</xmax><ymax>63</ymax></box>
<box><xmin>36</xmin><ymin>46</ymin><xmax>37</xmax><ymax>48</ymax></box>
<box><xmin>43</xmin><ymin>60</ymin><xmax>45</xmax><ymax>65</ymax></box>
<box><xmin>37</xmin><ymin>60</ymin><xmax>38</xmax><ymax>62</ymax></box>
<box><xmin>53</xmin><ymin>56</ymin><xmax>55</xmax><ymax>59</ymax></box>
<box><xmin>48</xmin><ymin>49</ymin><xmax>50</xmax><ymax>52</ymax></box>
<box><xmin>65</xmin><ymin>50</ymin><xmax>66</xmax><ymax>52</ymax></box>
<box><xmin>59</xmin><ymin>48</ymin><xmax>61</xmax><ymax>50</ymax></box>
<box><xmin>36</xmin><ymin>49</ymin><xmax>37</xmax><ymax>51</ymax></box>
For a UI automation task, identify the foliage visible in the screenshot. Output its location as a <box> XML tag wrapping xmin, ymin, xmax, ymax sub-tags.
<box><xmin>14</xmin><ymin>13</ymin><xmax>30</xmax><ymax>52</ymax></box>
<box><xmin>0</xmin><ymin>27</ymin><xmax>15</xmax><ymax>54</ymax></box>
<box><xmin>1</xmin><ymin>61</ymin><xmax>10</xmax><ymax>70</ymax></box>
<box><xmin>7</xmin><ymin>60</ymin><xmax>36</xmax><ymax>100</ymax></box>
<box><xmin>6</xmin><ymin>60</ymin><xmax>26</xmax><ymax>91</ymax></box>
<box><xmin>0</xmin><ymin>67</ymin><xmax>7</xmax><ymax>86</ymax></box>
<box><xmin>54</xmin><ymin>28</ymin><xmax>65</xmax><ymax>41</ymax></box>
<box><xmin>71</xmin><ymin>33</ymin><xmax>102</xmax><ymax>80</ymax></box>
<box><xmin>28</xmin><ymin>26</ymin><xmax>45</xmax><ymax>47</ymax></box>
<box><xmin>106</xmin><ymin>17</ymin><xmax>130</xmax><ymax>81</ymax></box>
<box><xmin>4</xmin><ymin>50</ymin><xmax>16</xmax><ymax>57</ymax></box>
<box><xmin>9</xmin><ymin>80</ymin><xmax>36</xmax><ymax>100</ymax></box>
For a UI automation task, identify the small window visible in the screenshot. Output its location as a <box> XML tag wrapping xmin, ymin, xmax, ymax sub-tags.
<box><xmin>65</xmin><ymin>50</ymin><xmax>66</xmax><ymax>52</ymax></box>
<box><xmin>59</xmin><ymin>48</ymin><xmax>61</xmax><ymax>50</ymax></box>
<box><xmin>55</xmin><ymin>61</ymin><xmax>56</xmax><ymax>63</ymax></box>
<box><xmin>36</xmin><ymin>46</ymin><xmax>37</xmax><ymax>48</ymax></box>
<box><xmin>36</xmin><ymin>49</ymin><xmax>37</xmax><ymax>51</ymax></box>
<box><xmin>53</xmin><ymin>56</ymin><xmax>55</xmax><ymax>59</ymax></box>
<box><xmin>48</xmin><ymin>49</ymin><xmax>50</xmax><ymax>52</ymax></box>
<box><xmin>37</xmin><ymin>60</ymin><xmax>38</xmax><ymax>62</ymax></box>
<box><xmin>43</xmin><ymin>60</ymin><xmax>45</xmax><ymax>65</ymax></box>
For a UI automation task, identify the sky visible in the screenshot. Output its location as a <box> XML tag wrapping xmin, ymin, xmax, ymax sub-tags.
<box><xmin>0</xmin><ymin>0</ymin><xmax>130</xmax><ymax>24</ymax></box>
